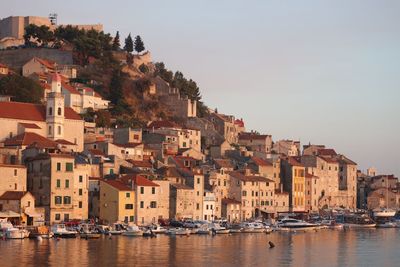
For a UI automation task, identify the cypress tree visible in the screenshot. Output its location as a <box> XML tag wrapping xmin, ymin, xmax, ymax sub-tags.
<box><xmin>134</xmin><ymin>35</ymin><xmax>145</xmax><ymax>54</ymax></box>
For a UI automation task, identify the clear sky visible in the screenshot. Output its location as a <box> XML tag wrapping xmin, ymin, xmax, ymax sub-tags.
<box><xmin>2</xmin><ymin>0</ymin><xmax>399</xmax><ymax>176</ymax></box>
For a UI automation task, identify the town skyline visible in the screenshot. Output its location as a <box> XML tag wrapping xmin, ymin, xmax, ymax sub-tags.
<box><xmin>1</xmin><ymin>0</ymin><xmax>399</xmax><ymax>177</ymax></box>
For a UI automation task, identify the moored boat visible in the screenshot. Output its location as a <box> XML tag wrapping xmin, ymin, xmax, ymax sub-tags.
<box><xmin>51</xmin><ymin>224</ymin><xmax>78</xmax><ymax>238</ymax></box>
<box><xmin>165</xmin><ymin>227</ymin><xmax>191</xmax><ymax>236</ymax></box>
<box><xmin>241</xmin><ymin>222</ymin><xmax>268</xmax><ymax>233</ymax></box>
<box><xmin>276</xmin><ymin>218</ymin><xmax>319</xmax><ymax>232</ymax></box>
<box><xmin>1</xmin><ymin>219</ymin><xmax>28</xmax><ymax>239</ymax></box>
<box><xmin>373</xmin><ymin>208</ymin><xmax>396</xmax><ymax>218</ymax></box>
<box><xmin>122</xmin><ymin>224</ymin><xmax>143</xmax><ymax>237</ymax></box>
<box><xmin>343</xmin><ymin>214</ymin><xmax>376</xmax><ymax>229</ymax></box>
<box><xmin>29</xmin><ymin>226</ymin><xmax>53</xmax><ymax>239</ymax></box>
<box><xmin>78</xmin><ymin>224</ymin><xmax>101</xmax><ymax>239</ymax></box>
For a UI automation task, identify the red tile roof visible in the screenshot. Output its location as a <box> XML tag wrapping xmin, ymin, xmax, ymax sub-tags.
<box><xmin>4</xmin><ymin>132</ymin><xmax>58</xmax><ymax>148</ymax></box>
<box><xmin>214</xmin><ymin>159</ymin><xmax>234</xmax><ymax>169</ymax></box>
<box><xmin>171</xmin><ymin>183</ymin><xmax>192</xmax><ymax>190</ymax></box>
<box><xmin>0</xmin><ymin>191</ymin><xmax>29</xmax><ymax>200</ymax></box>
<box><xmin>62</xmin><ymin>82</ymin><xmax>80</xmax><ymax>95</ymax></box>
<box><xmin>317</xmin><ymin>149</ymin><xmax>337</xmax><ymax>156</ymax></box>
<box><xmin>102</xmin><ymin>179</ymin><xmax>133</xmax><ymax>191</ymax></box>
<box><xmin>114</xmin><ymin>143</ymin><xmax>143</xmax><ymax>148</ymax></box>
<box><xmin>120</xmin><ymin>174</ymin><xmax>160</xmax><ymax>187</ymax></box>
<box><xmin>228</xmin><ymin>171</ymin><xmax>274</xmax><ymax>183</ymax></box>
<box><xmin>251</xmin><ymin>157</ymin><xmax>272</xmax><ymax>166</ymax></box>
<box><xmin>19</xmin><ymin>123</ymin><xmax>41</xmax><ymax>129</ymax></box>
<box><xmin>88</xmin><ymin>149</ymin><xmax>106</xmax><ymax>157</ymax></box>
<box><xmin>287</xmin><ymin>157</ymin><xmax>304</xmax><ymax>167</ymax></box>
<box><xmin>56</xmin><ymin>139</ymin><xmax>75</xmax><ymax>145</ymax></box>
<box><xmin>0</xmin><ymin>101</ymin><xmax>81</xmax><ymax>121</ymax></box>
<box><xmin>239</xmin><ymin>133</ymin><xmax>271</xmax><ymax>141</ymax></box>
<box><xmin>127</xmin><ymin>160</ymin><xmax>152</xmax><ymax>168</ymax></box>
<box><xmin>33</xmin><ymin>57</ymin><xmax>56</xmax><ymax>70</ymax></box>
<box><xmin>234</xmin><ymin>119</ymin><xmax>244</xmax><ymax>128</ymax></box>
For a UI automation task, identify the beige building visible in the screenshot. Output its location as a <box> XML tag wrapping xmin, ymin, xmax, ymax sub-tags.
<box><xmin>203</xmin><ymin>190</ymin><xmax>217</xmax><ymax>221</ymax></box>
<box><xmin>22</xmin><ymin>57</ymin><xmax>56</xmax><ymax>77</ymax></box>
<box><xmin>0</xmin><ymin>74</ymin><xmax>84</xmax><ymax>151</ymax></box>
<box><xmin>0</xmin><ymin>164</ymin><xmax>27</xmax><ymax>195</ymax></box>
<box><xmin>170</xmin><ymin>183</ymin><xmax>195</xmax><ymax>219</ymax></box>
<box><xmin>281</xmin><ymin>157</ymin><xmax>306</xmax><ymax>212</ymax></box>
<box><xmin>0</xmin><ymin>191</ymin><xmax>44</xmax><ymax>226</ymax></box>
<box><xmin>208</xmin><ymin>112</ymin><xmax>240</xmax><ymax>144</ymax></box>
<box><xmin>26</xmin><ymin>153</ymin><xmax>89</xmax><ymax>224</ymax></box>
<box><xmin>228</xmin><ymin>170</ymin><xmax>276</xmax><ymax>220</ymax></box>
<box><xmin>238</xmin><ymin>133</ymin><xmax>273</xmax><ymax>156</ymax></box>
<box><xmin>120</xmin><ymin>174</ymin><xmax>170</xmax><ymax>225</ymax></box>
<box><xmin>272</xmin><ymin>140</ymin><xmax>300</xmax><ymax>156</ymax></box>
<box><xmin>221</xmin><ymin>198</ymin><xmax>241</xmax><ymax>222</ymax></box>
<box><xmin>0</xmin><ymin>63</ymin><xmax>9</xmax><ymax>75</ymax></box>
<box><xmin>99</xmin><ymin>179</ymin><xmax>135</xmax><ymax>224</ymax></box>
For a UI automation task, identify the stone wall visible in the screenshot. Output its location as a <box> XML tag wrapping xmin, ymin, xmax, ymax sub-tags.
<box><xmin>0</xmin><ymin>48</ymin><xmax>73</xmax><ymax>71</ymax></box>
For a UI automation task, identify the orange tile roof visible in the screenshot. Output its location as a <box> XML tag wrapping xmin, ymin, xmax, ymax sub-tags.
<box><xmin>19</xmin><ymin>123</ymin><xmax>41</xmax><ymax>129</ymax></box>
<box><xmin>102</xmin><ymin>179</ymin><xmax>133</xmax><ymax>191</ymax></box>
<box><xmin>62</xmin><ymin>82</ymin><xmax>80</xmax><ymax>95</ymax></box>
<box><xmin>251</xmin><ymin>157</ymin><xmax>272</xmax><ymax>166</ymax></box>
<box><xmin>127</xmin><ymin>159</ymin><xmax>152</xmax><ymax>168</ymax></box>
<box><xmin>33</xmin><ymin>57</ymin><xmax>56</xmax><ymax>70</ymax></box>
<box><xmin>239</xmin><ymin>133</ymin><xmax>271</xmax><ymax>140</ymax></box>
<box><xmin>120</xmin><ymin>174</ymin><xmax>160</xmax><ymax>187</ymax></box>
<box><xmin>317</xmin><ymin>149</ymin><xmax>337</xmax><ymax>156</ymax></box>
<box><xmin>0</xmin><ymin>191</ymin><xmax>28</xmax><ymax>200</ymax></box>
<box><xmin>0</xmin><ymin>101</ymin><xmax>81</xmax><ymax>121</ymax></box>
<box><xmin>4</xmin><ymin>132</ymin><xmax>58</xmax><ymax>148</ymax></box>
<box><xmin>55</xmin><ymin>139</ymin><xmax>75</xmax><ymax>145</ymax></box>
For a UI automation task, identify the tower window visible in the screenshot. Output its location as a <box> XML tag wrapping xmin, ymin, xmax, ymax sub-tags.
<box><xmin>58</xmin><ymin>126</ymin><xmax>62</xmax><ymax>135</ymax></box>
<box><xmin>58</xmin><ymin>107</ymin><xmax>62</xmax><ymax>116</ymax></box>
<box><xmin>48</xmin><ymin>107</ymin><xmax>52</xmax><ymax>116</ymax></box>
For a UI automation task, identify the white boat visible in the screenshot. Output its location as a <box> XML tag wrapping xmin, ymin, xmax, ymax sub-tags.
<box><xmin>0</xmin><ymin>220</ymin><xmax>27</xmax><ymax>239</ymax></box>
<box><xmin>343</xmin><ymin>214</ymin><xmax>376</xmax><ymax>229</ymax></box>
<box><xmin>78</xmin><ymin>224</ymin><xmax>101</xmax><ymax>239</ymax></box>
<box><xmin>122</xmin><ymin>224</ymin><xmax>143</xmax><ymax>237</ymax></box>
<box><xmin>107</xmin><ymin>223</ymin><xmax>125</xmax><ymax>235</ymax></box>
<box><xmin>373</xmin><ymin>208</ymin><xmax>396</xmax><ymax>218</ymax></box>
<box><xmin>147</xmin><ymin>224</ymin><xmax>167</xmax><ymax>234</ymax></box>
<box><xmin>276</xmin><ymin>218</ymin><xmax>319</xmax><ymax>231</ymax></box>
<box><xmin>51</xmin><ymin>224</ymin><xmax>78</xmax><ymax>238</ymax></box>
<box><xmin>209</xmin><ymin>223</ymin><xmax>230</xmax><ymax>234</ymax></box>
<box><xmin>320</xmin><ymin>219</ymin><xmax>344</xmax><ymax>230</ymax></box>
<box><xmin>241</xmin><ymin>222</ymin><xmax>266</xmax><ymax>233</ymax></box>
<box><xmin>165</xmin><ymin>227</ymin><xmax>191</xmax><ymax>236</ymax></box>
<box><xmin>376</xmin><ymin>221</ymin><xmax>397</xmax><ymax>228</ymax></box>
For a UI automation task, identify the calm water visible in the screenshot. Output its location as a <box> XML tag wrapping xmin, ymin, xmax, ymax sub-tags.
<box><xmin>1</xmin><ymin>229</ymin><xmax>400</xmax><ymax>267</ymax></box>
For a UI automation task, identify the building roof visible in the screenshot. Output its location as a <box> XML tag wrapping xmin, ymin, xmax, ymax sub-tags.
<box><xmin>19</xmin><ymin>123</ymin><xmax>41</xmax><ymax>129</ymax></box>
<box><xmin>0</xmin><ymin>63</ymin><xmax>8</xmax><ymax>68</ymax></box>
<box><xmin>55</xmin><ymin>139</ymin><xmax>75</xmax><ymax>145</ymax></box>
<box><xmin>214</xmin><ymin>159</ymin><xmax>234</xmax><ymax>169</ymax></box>
<box><xmin>102</xmin><ymin>179</ymin><xmax>133</xmax><ymax>191</ymax></box>
<box><xmin>336</xmin><ymin>155</ymin><xmax>357</xmax><ymax>166</ymax></box>
<box><xmin>156</xmin><ymin>166</ymin><xmax>182</xmax><ymax>178</ymax></box>
<box><xmin>32</xmin><ymin>57</ymin><xmax>56</xmax><ymax>69</ymax></box>
<box><xmin>0</xmin><ymin>191</ymin><xmax>29</xmax><ymax>200</ymax></box>
<box><xmin>171</xmin><ymin>183</ymin><xmax>193</xmax><ymax>190</ymax></box>
<box><xmin>147</xmin><ymin>120</ymin><xmax>180</xmax><ymax>129</ymax></box>
<box><xmin>0</xmin><ymin>164</ymin><xmax>26</xmax><ymax>168</ymax></box>
<box><xmin>228</xmin><ymin>171</ymin><xmax>274</xmax><ymax>183</ymax></box>
<box><xmin>287</xmin><ymin>157</ymin><xmax>304</xmax><ymax>167</ymax></box>
<box><xmin>318</xmin><ymin>156</ymin><xmax>339</xmax><ymax>164</ymax></box>
<box><xmin>250</xmin><ymin>157</ymin><xmax>272</xmax><ymax>167</ymax></box>
<box><xmin>120</xmin><ymin>174</ymin><xmax>160</xmax><ymax>187</ymax></box>
<box><xmin>127</xmin><ymin>160</ymin><xmax>152</xmax><ymax>168</ymax></box>
<box><xmin>4</xmin><ymin>132</ymin><xmax>58</xmax><ymax>148</ymax></box>
<box><xmin>0</xmin><ymin>101</ymin><xmax>81</xmax><ymax>121</ymax></box>
<box><xmin>239</xmin><ymin>133</ymin><xmax>271</xmax><ymax>141</ymax></box>
<box><xmin>87</xmin><ymin>149</ymin><xmax>106</xmax><ymax>157</ymax></box>
<box><xmin>305</xmin><ymin>173</ymin><xmax>319</xmax><ymax>179</ymax></box>
<box><xmin>222</xmin><ymin>198</ymin><xmax>241</xmax><ymax>204</ymax></box>
<box><xmin>317</xmin><ymin>149</ymin><xmax>337</xmax><ymax>156</ymax></box>
<box><xmin>62</xmin><ymin>82</ymin><xmax>80</xmax><ymax>95</ymax></box>
<box><xmin>114</xmin><ymin>142</ymin><xmax>143</xmax><ymax>148</ymax></box>
<box><xmin>234</xmin><ymin>119</ymin><xmax>245</xmax><ymax>128</ymax></box>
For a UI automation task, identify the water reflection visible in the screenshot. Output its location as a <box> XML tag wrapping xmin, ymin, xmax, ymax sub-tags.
<box><xmin>1</xmin><ymin>229</ymin><xmax>399</xmax><ymax>267</ymax></box>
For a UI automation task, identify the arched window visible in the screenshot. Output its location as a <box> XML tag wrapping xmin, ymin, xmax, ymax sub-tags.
<box><xmin>58</xmin><ymin>107</ymin><xmax>62</xmax><ymax>116</ymax></box>
<box><xmin>58</xmin><ymin>126</ymin><xmax>62</xmax><ymax>135</ymax></box>
<box><xmin>48</xmin><ymin>107</ymin><xmax>52</xmax><ymax>116</ymax></box>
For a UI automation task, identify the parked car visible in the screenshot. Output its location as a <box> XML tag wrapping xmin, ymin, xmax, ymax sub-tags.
<box><xmin>169</xmin><ymin>220</ymin><xmax>184</xmax><ymax>227</ymax></box>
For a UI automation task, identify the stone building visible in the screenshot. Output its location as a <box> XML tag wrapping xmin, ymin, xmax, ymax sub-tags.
<box><xmin>221</xmin><ymin>198</ymin><xmax>241</xmax><ymax>222</ymax></box>
<box><xmin>280</xmin><ymin>157</ymin><xmax>306</xmax><ymax>212</ymax></box>
<box><xmin>0</xmin><ymin>164</ymin><xmax>27</xmax><ymax>195</ymax></box>
<box><xmin>238</xmin><ymin>133</ymin><xmax>273</xmax><ymax>156</ymax></box>
<box><xmin>272</xmin><ymin>140</ymin><xmax>300</xmax><ymax>156</ymax></box>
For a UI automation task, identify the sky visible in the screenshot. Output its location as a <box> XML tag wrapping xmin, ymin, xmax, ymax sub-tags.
<box><xmin>2</xmin><ymin>0</ymin><xmax>399</xmax><ymax>176</ymax></box>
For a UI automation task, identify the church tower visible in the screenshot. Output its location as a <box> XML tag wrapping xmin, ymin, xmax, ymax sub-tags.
<box><xmin>46</xmin><ymin>73</ymin><xmax>65</xmax><ymax>140</ymax></box>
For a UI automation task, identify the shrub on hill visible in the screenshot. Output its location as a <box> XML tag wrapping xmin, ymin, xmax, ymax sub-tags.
<box><xmin>0</xmin><ymin>74</ymin><xmax>43</xmax><ymax>103</ymax></box>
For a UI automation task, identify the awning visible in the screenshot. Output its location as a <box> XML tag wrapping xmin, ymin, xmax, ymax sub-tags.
<box><xmin>0</xmin><ymin>211</ymin><xmax>20</xmax><ymax>218</ymax></box>
<box><xmin>25</xmin><ymin>210</ymin><xmax>42</xmax><ymax>218</ymax></box>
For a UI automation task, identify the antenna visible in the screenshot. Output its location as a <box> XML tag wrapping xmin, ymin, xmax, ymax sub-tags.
<box><xmin>49</xmin><ymin>13</ymin><xmax>58</xmax><ymax>25</ymax></box>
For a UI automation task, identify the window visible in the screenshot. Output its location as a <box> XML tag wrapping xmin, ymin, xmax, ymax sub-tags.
<box><xmin>125</xmin><ymin>204</ymin><xmax>134</xmax><ymax>209</ymax></box>
<box><xmin>63</xmin><ymin>196</ymin><xmax>71</xmax><ymax>204</ymax></box>
<box><xmin>48</xmin><ymin>126</ymin><xmax>52</xmax><ymax>135</ymax></box>
<box><xmin>140</xmin><ymin>201</ymin><xmax>144</xmax><ymax>208</ymax></box>
<box><xmin>152</xmin><ymin>187</ymin><xmax>155</xmax><ymax>194</ymax></box>
<box><xmin>56</xmin><ymin>179</ymin><xmax>61</xmax><ymax>188</ymax></box>
<box><xmin>242</xmin><ymin>191</ymin><xmax>247</xmax><ymax>197</ymax></box>
<box><xmin>183</xmin><ymin>142</ymin><xmax>187</xmax><ymax>148</ymax></box>
<box><xmin>140</xmin><ymin>187</ymin><xmax>144</xmax><ymax>194</ymax></box>
<box><xmin>55</xmin><ymin>196</ymin><xmax>62</xmax><ymax>205</ymax></box>
<box><xmin>58</xmin><ymin>107</ymin><xmax>62</xmax><ymax>116</ymax></box>
<box><xmin>65</xmin><ymin>163</ymin><xmax>73</xmax><ymax>172</ymax></box>
<box><xmin>55</xmin><ymin>213</ymin><xmax>60</xmax><ymax>220</ymax></box>
<box><xmin>150</xmin><ymin>201</ymin><xmax>157</xmax><ymax>208</ymax></box>
<box><xmin>110</xmin><ymin>169</ymin><xmax>114</xmax><ymax>175</ymax></box>
<box><xmin>206</xmin><ymin>205</ymin><xmax>209</xmax><ymax>210</ymax></box>
<box><xmin>130</xmin><ymin>216</ymin><xmax>134</xmax><ymax>222</ymax></box>
<box><xmin>79</xmin><ymin>201</ymin><xmax>82</xmax><ymax>208</ymax></box>
<box><xmin>56</xmin><ymin>162</ymin><xmax>61</xmax><ymax>171</ymax></box>
<box><xmin>57</xmin><ymin>126</ymin><xmax>62</xmax><ymax>135</ymax></box>
<box><xmin>124</xmin><ymin>216</ymin><xmax>128</xmax><ymax>223</ymax></box>
<box><xmin>27</xmin><ymin>201</ymin><xmax>31</xmax><ymax>207</ymax></box>
<box><xmin>79</xmin><ymin>176</ymin><xmax>83</xmax><ymax>183</ymax></box>
<box><xmin>65</xmin><ymin>179</ymin><xmax>69</xmax><ymax>188</ymax></box>
<box><xmin>48</xmin><ymin>107</ymin><xmax>52</xmax><ymax>116</ymax></box>
<box><xmin>14</xmin><ymin>169</ymin><xmax>17</xmax><ymax>176</ymax></box>
<box><xmin>14</xmin><ymin>183</ymin><xmax>17</xmax><ymax>190</ymax></box>
<box><xmin>126</xmin><ymin>192</ymin><xmax>130</xmax><ymax>198</ymax></box>
<box><xmin>224</xmin><ymin>180</ymin><xmax>226</xmax><ymax>186</ymax></box>
<box><xmin>197</xmin><ymin>178</ymin><xmax>200</xmax><ymax>184</ymax></box>
<box><xmin>64</xmin><ymin>214</ymin><xmax>70</xmax><ymax>221</ymax></box>
<box><xmin>196</xmin><ymin>203</ymin><xmax>200</xmax><ymax>210</ymax></box>
<box><xmin>79</xmin><ymin>189</ymin><xmax>82</xmax><ymax>196</ymax></box>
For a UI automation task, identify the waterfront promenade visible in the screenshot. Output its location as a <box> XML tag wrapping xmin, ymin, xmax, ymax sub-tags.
<box><xmin>1</xmin><ymin>228</ymin><xmax>399</xmax><ymax>267</ymax></box>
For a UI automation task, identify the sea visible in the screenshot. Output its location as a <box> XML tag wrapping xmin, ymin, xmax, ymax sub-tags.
<box><xmin>1</xmin><ymin>228</ymin><xmax>399</xmax><ymax>267</ymax></box>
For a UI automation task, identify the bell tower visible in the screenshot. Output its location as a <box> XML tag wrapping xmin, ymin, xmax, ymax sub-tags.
<box><xmin>46</xmin><ymin>73</ymin><xmax>65</xmax><ymax>140</ymax></box>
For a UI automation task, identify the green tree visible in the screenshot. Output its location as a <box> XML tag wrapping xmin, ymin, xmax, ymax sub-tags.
<box><xmin>24</xmin><ymin>24</ymin><xmax>54</xmax><ymax>47</ymax></box>
<box><xmin>0</xmin><ymin>74</ymin><xmax>43</xmax><ymax>103</ymax></box>
<box><xmin>124</xmin><ymin>33</ymin><xmax>134</xmax><ymax>53</ymax></box>
<box><xmin>109</xmin><ymin>69</ymin><xmax>124</xmax><ymax>106</ymax></box>
<box><xmin>112</xmin><ymin>31</ymin><xmax>120</xmax><ymax>51</ymax></box>
<box><xmin>134</xmin><ymin>35</ymin><xmax>145</xmax><ymax>54</ymax></box>
<box><xmin>138</xmin><ymin>63</ymin><xmax>149</xmax><ymax>74</ymax></box>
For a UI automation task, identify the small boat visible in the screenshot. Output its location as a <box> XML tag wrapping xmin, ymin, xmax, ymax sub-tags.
<box><xmin>107</xmin><ymin>223</ymin><xmax>125</xmax><ymax>235</ymax></box>
<box><xmin>320</xmin><ymin>220</ymin><xmax>344</xmax><ymax>230</ymax></box>
<box><xmin>376</xmin><ymin>221</ymin><xmax>397</xmax><ymax>228</ymax></box>
<box><xmin>241</xmin><ymin>222</ymin><xmax>265</xmax><ymax>233</ymax></box>
<box><xmin>0</xmin><ymin>220</ymin><xmax>27</xmax><ymax>239</ymax></box>
<box><xmin>147</xmin><ymin>224</ymin><xmax>167</xmax><ymax>234</ymax></box>
<box><xmin>373</xmin><ymin>208</ymin><xmax>396</xmax><ymax>218</ymax></box>
<box><xmin>343</xmin><ymin>214</ymin><xmax>376</xmax><ymax>229</ymax></box>
<box><xmin>165</xmin><ymin>227</ymin><xmax>191</xmax><ymax>236</ymax></box>
<box><xmin>209</xmin><ymin>223</ymin><xmax>230</xmax><ymax>234</ymax></box>
<box><xmin>122</xmin><ymin>224</ymin><xmax>143</xmax><ymax>237</ymax></box>
<box><xmin>29</xmin><ymin>226</ymin><xmax>54</xmax><ymax>239</ymax></box>
<box><xmin>78</xmin><ymin>224</ymin><xmax>101</xmax><ymax>239</ymax></box>
<box><xmin>51</xmin><ymin>224</ymin><xmax>78</xmax><ymax>238</ymax></box>
<box><xmin>276</xmin><ymin>218</ymin><xmax>319</xmax><ymax>232</ymax></box>
<box><xmin>227</xmin><ymin>224</ymin><xmax>243</xmax><ymax>233</ymax></box>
